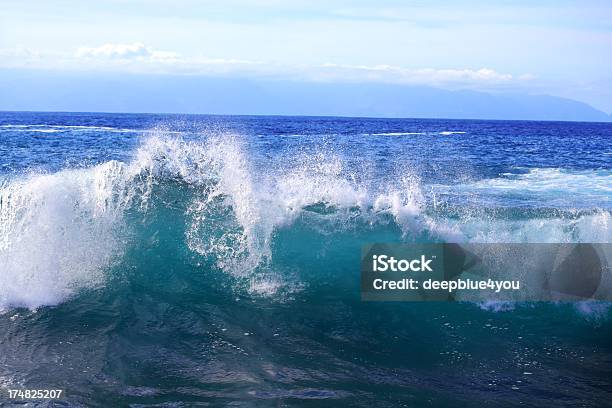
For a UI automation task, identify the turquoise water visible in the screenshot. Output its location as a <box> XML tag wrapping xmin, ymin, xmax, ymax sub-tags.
<box><xmin>0</xmin><ymin>112</ymin><xmax>611</xmax><ymax>406</ymax></box>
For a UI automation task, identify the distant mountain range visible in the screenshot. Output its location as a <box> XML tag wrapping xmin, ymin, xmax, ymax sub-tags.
<box><xmin>1</xmin><ymin>69</ymin><xmax>610</xmax><ymax>122</ymax></box>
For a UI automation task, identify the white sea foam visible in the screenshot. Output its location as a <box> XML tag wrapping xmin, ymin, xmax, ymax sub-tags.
<box><xmin>0</xmin><ymin>161</ymin><xmax>132</xmax><ymax>310</ymax></box>
<box><xmin>0</xmin><ymin>124</ymin><xmax>162</xmax><ymax>134</ymax></box>
<box><xmin>479</xmin><ymin>168</ymin><xmax>611</xmax><ymax>195</ymax></box>
<box><xmin>184</xmin><ymin>136</ymin><xmax>429</xmax><ymax>284</ymax></box>
<box><xmin>0</xmin><ymin>133</ymin><xmax>429</xmax><ymax>305</ymax></box>
<box><xmin>369</xmin><ymin>132</ymin><xmax>426</xmax><ymax>136</ymax></box>
<box><xmin>447</xmin><ymin>211</ymin><xmax>610</xmax><ymax>243</ymax></box>
<box><xmin>30</xmin><ymin>129</ymin><xmax>63</xmax><ymax>133</ymax></box>
<box><xmin>444</xmin><ymin>168</ymin><xmax>611</xmax><ymax>208</ymax></box>
<box><xmin>1</xmin><ymin>134</ymin><xmax>610</xmax><ymax>309</ymax></box>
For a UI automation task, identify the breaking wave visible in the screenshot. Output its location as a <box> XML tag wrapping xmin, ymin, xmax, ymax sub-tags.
<box><xmin>0</xmin><ymin>134</ymin><xmax>610</xmax><ymax>310</ymax></box>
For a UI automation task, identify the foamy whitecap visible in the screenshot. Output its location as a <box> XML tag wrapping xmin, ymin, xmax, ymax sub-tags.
<box><xmin>0</xmin><ymin>123</ymin><xmax>175</xmax><ymax>134</ymax></box>
<box><xmin>449</xmin><ymin>168</ymin><xmax>612</xmax><ymax>208</ymax></box>
<box><xmin>0</xmin><ymin>161</ymin><xmax>131</xmax><ymax>310</ymax></box>
<box><xmin>1</xmin><ymin>133</ymin><xmax>610</xmax><ymax>309</ymax></box>
<box><xmin>369</xmin><ymin>132</ymin><xmax>426</xmax><ymax>136</ymax></box>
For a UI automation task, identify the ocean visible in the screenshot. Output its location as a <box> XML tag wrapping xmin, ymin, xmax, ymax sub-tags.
<box><xmin>0</xmin><ymin>111</ymin><xmax>611</xmax><ymax>406</ymax></box>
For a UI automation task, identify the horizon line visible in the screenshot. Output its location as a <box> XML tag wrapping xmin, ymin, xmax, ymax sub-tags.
<box><xmin>1</xmin><ymin>109</ymin><xmax>611</xmax><ymax>125</ymax></box>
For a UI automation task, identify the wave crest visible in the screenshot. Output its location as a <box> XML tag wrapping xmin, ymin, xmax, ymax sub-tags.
<box><xmin>1</xmin><ymin>133</ymin><xmax>610</xmax><ymax>310</ymax></box>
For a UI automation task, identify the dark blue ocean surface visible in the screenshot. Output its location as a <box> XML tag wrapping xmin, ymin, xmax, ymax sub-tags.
<box><xmin>0</xmin><ymin>112</ymin><xmax>611</xmax><ymax>406</ymax></box>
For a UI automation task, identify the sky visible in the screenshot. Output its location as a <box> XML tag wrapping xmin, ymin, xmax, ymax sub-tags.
<box><xmin>1</xmin><ymin>0</ymin><xmax>611</xmax><ymax>113</ymax></box>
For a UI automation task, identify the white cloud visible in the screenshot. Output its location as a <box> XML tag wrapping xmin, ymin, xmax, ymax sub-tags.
<box><xmin>76</xmin><ymin>43</ymin><xmax>180</xmax><ymax>61</ymax></box>
<box><xmin>71</xmin><ymin>43</ymin><xmax>263</xmax><ymax>70</ymax></box>
<box><xmin>315</xmin><ymin>63</ymin><xmax>524</xmax><ymax>87</ymax></box>
<box><xmin>1</xmin><ymin>43</ymin><xmax>533</xmax><ymax>90</ymax></box>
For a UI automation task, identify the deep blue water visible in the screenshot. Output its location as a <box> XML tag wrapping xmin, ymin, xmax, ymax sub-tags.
<box><xmin>0</xmin><ymin>112</ymin><xmax>611</xmax><ymax>406</ymax></box>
